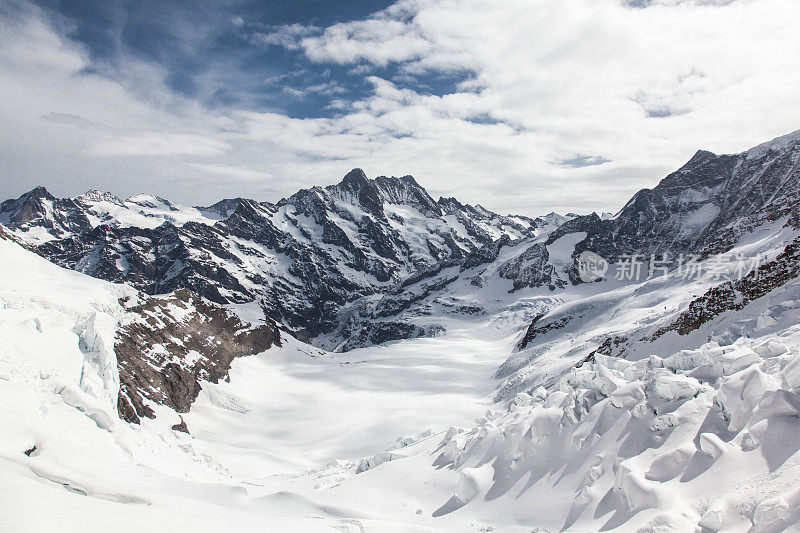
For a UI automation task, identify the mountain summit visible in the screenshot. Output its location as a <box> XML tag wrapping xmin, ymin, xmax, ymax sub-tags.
<box><xmin>0</xmin><ymin>170</ymin><xmax>538</xmax><ymax>344</ymax></box>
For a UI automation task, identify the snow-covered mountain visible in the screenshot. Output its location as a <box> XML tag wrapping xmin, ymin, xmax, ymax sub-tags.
<box><xmin>0</xmin><ymin>169</ymin><xmax>551</xmax><ymax>346</ymax></box>
<box><xmin>312</xmin><ymin>130</ymin><xmax>800</xmax><ymax>351</ymax></box>
<box><xmin>0</xmin><ymin>227</ymin><xmax>282</xmax><ymax>428</ymax></box>
<box><xmin>2</xmin><ymin>130</ymin><xmax>800</xmax><ymax>532</ymax></box>
<box><xmin>547</xmin><ymin>128</ymin><xmax>800</xmax><ymax>278</ymax></box>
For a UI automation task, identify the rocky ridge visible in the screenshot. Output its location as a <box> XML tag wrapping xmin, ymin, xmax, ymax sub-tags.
<box><xmin>0</xmin><ymin>170</ymin><xmax>550</xmax><ymax>348</ymax></box>
<box><xmin>116</xmin><ymin>289</ymin><xmax>281</xmax><ymax>426</ymax></box>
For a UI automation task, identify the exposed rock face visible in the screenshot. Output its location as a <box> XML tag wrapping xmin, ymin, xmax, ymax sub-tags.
<box><xmin>115</xmin><ymin>288</ymin><xmax>280</xmax><ymax>424</ymax></box>
<box><xmin>335</xmin><ymin>321</ymin><xmax>445</xmax><ymax>352</ymax></box>
<box><xmin>0</xmin><ymin>224</ymin><xmax>35</xmax><ymax>250</ymax></box>
<box><xmin>0</xmin><ymin>186</ymin><xmax>93</xmax><ymax>241</ymax></box>
<box><xmin>517</xmin><ymin>313</ymin><xmax>567</xmax><ymax>350</ymax></box>
<box><xmin>655</xmin><ymin>236</ymin><xmax>800</xmax><ymax>337</ymax></box>
<box><xmin>546</xmin><ymin>130</ymin><xmax>800</xmax><ymax>276</ymax></box>
<box><xmin>461</xmin><ymin>234</ymin><xmax>511</xmax><ymax>271</ymax></box>
<box><xmin>516</xmin><ymin>299</ymin><xmax>603</xmax><ymax>350</ymax></box>
<box><xmin>498</xmin><ymin>242</ymin><xmax>566</xmax><ymax>291</ymax></box>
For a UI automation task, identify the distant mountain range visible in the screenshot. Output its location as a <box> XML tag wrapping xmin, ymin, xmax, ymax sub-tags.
<box><xmin>2</xmin><ymin>130</ymin><xmax>799</xmax><ymax>351</ymax></box>
<box><xmin>0</xmin><ymin>168</ymin><xmax>566</xmax><ymax>348</ymax></box>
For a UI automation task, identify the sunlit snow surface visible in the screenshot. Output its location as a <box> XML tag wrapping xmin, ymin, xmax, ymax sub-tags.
<box><xmin>2</xmin><ymin>223</ymin><xmax>800</xmax><ymax>531</ymax></box>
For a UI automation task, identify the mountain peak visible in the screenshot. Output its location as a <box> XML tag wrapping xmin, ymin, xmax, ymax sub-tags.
<box><xmin>77</xmin><ymin>189</ymin><xmax>125</xmax><ymax>206</ymax></box>
<box><xmin>340</xmin><ymin>168</ymin><xmax>370</xmax><ymax>189</ymax></box>
<box><xmin>399</xmin><ymin>175</ymin><xmax>421</xmax><ymax>187</ymax></box>
<box><xmin>690</xmin><ymin>149</ymin><xmax>716</xmax><ymax>160</ymax></box>
<box><xmin>374</xmin><ymin>175</ymin><xmax>441</xmax><ymax>216</ymax></box>
<box><xmin>0</xmin><ymin>186</ymin><xmax>54</xmax><ymax>215</ymax></box>
<box><xmin>202</xmin><ymin>197</ymin><xmax>246</xmax><ymax>219</ymax></box>
<box><xmin>676</xmin><ymin>150</ymin><xmax>719</xmax><ymax>173</ymax></box>
<box><xmin>331</xmin><ymin>168</ymin><xmax>384</xmax><ymax>217</ymax></box>
<box><xmin>0</xmin><ymin>186</ymin><xmax>78</xmax><ymax>236</ymax></box>
<box><xmin>26</xmin><ymin>185</ymin><xmax>54</xmax><ymax>201</ymax></box>
<box><xmin>438</xmin><ymin>196</ymin><xmax>466</xmax><ymax>213</ymax></box>
<box><xmin>126</xmin><ymin>194</ymin><xmax>175</xmax><ymax>210</ymax></box>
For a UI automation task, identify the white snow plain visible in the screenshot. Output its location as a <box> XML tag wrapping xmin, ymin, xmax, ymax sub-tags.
<box><xmin>2</xmin><ymin>222</ymin><xmax>800</xmax><ymax>532</ymax></box>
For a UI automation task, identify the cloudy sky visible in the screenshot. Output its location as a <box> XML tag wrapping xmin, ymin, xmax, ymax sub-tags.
<box><xmin>1</xmin><ymin>0</ymin><xmax>799</xmax><ymax>216</ymax></box>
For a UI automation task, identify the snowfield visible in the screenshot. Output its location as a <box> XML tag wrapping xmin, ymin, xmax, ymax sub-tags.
<box><xmin>0</xmin><ymin>236</ymin><xmax>510</xmax><ymax>531</ymax></box>
<box><xmin>3</xmin><ymin>223</ymin><xmax>800</xmax><ymax>532</ymax></box>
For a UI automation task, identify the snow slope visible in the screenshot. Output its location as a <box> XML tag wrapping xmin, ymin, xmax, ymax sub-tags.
<box><xmin>0</xmin><ymin>237</ymin><xmax>516</xmax><ymax>531</ymax></box>
<box><xmin>184</xmin><ymin>319</ymin><xmax>518</xmax><ymax>477</ymax></box>
<box><xmin>0</xmin><ymin>238</ymin><xmax>417</xmax><ymax>531</ymax></box>
<box><xmin>249</xmin><ymin>223</ymin><xmax>800</xmax><ymax>532</ymax></box>
<box><xmin>5</xmin><ymin>225</ymin><xmax>800</xmax><ymax>531</ymax></box>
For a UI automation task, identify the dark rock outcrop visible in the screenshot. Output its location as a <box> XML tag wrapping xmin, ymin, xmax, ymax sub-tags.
<box><xmin>115</xmin><ymin>289</ymin><xmax>280</xmax><ymax>424</ymax></box>
<box><xmin>654</xmin><ymin>236</ymin><xmax>800</xmax><ymax>337</ymax></box>
<box><xmin>336</xmin><ymin>321</ymin><xmax>445</xmax><ymax>352</ymax></box>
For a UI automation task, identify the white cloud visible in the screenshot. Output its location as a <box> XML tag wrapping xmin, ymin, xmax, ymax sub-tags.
<box><xmin>251</xmin><ymin>23</ymin><xmax>320</xmax><ymax>50</ymax></box>
<box><xmin>249</xmin><ymin>0</ymin><xmax>800</xmax><ymax>213</ymax></box>
<box><xmin>1</xmin><ymin>0</ymin><xmax>800</xmax><ymax>216</ymax></box>
<box><xmin>89</xmin><ymin>133</ymin><xmax>231</xmax><ymax>157</ymax></box>
<box><xmin>300</xmin><ymin>18</ymin><xmax>433</xmax><ymax>67</ymax></box>
<box><xmin>187</xmin><ymin>162</ymin><xmax>271</xmax><ymax>182</ymax></box>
